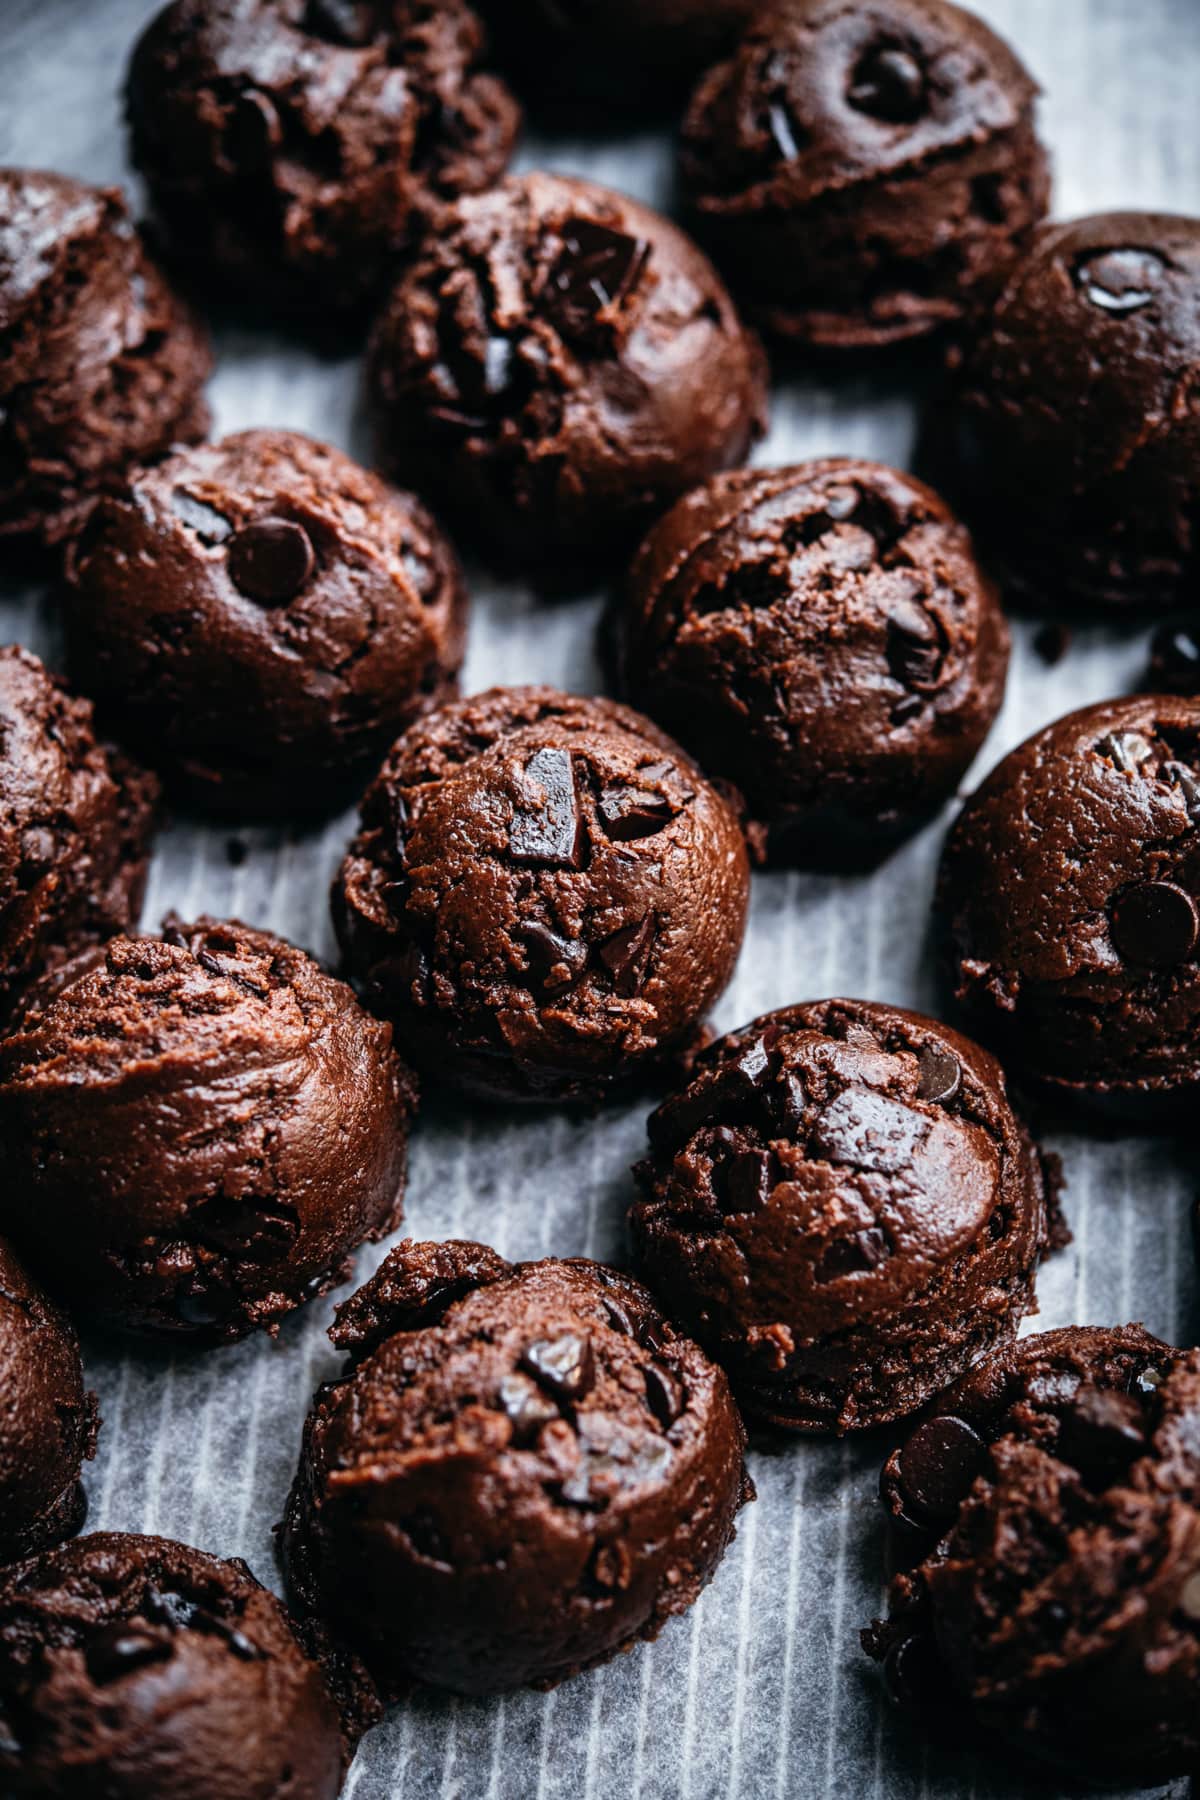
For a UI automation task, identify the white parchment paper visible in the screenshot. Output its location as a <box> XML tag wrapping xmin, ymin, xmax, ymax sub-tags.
<box><xmin>2</xmin><ymin>1</ymin><xmax>1200</xmax><ymax>1793</ymax></box>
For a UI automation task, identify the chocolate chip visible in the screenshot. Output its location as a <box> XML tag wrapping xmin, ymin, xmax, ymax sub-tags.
<box><xmin>509</xmin><ymin>747</ymin><xmax>584</xmax><ymax>868</ymax></box>
<box><xmin>85</xmin><ymin>1624</ymin><xmax>171</xmax><ymax>1684</ymax></box>
<box><xmin>522</xmin><ymin>1332</ymin><xmax>595</xmax><ymax>1402</ymax></box>
<box><xmin>648</xmin><ymin>1033</ymin><xmax>776</xmax><ymax>1150</ymax></box>
<box><xmin>170</xmin><ymin>488</ymin><xmax>232</xmax><ymax>544</ymax></box>
<box><xmin>886</xmin><ymin>601</ymin><xmax>943</xmax><ymax>688</ymax></box>
<box><xmin>916</xmin><ymin>1045</ymin><xmax>961</xmax><ymax>1105</ymax></box>
<box><xmin>895</xmin><ymin>1416</ymin><xmax>987</xmax><ymax>1526</ymax></box>
<box><xmin>226</xmin><ymin>519</ymin><xmax>314</xmax><ymax>604</ymax></box>
<box><xmin>718</xmin><ymin>1146</ymin><xmax>773</xmax><ymax>1214</ymax></box>
<box><xmin>497</xmin><ymin>1372</ymin><xmax>559</xmax><ymax>1442</ymax></box>
<box><xmin>848</xmin><ymin>43</ymin><xmax>926</xmax><ymax>123</ymax></box>
<box><xmin>597</xmin><ymin>914</ymin><xmax>655</xmax><ymax>997</ymax></box>
<box><xmin>815</xmin><ymin>1226</ymin><xmax>889</xmax><ymax>1280</ymax></box>
<box><xmin>1057</xmin><ymin>1384</ymin><xmax>1146</xmax><ymax>1483</ymax></box>
<box><xmin>1094</xmin><ymin>729</ymin><xmax>1155</xmax><ymax>772</ymax></box>
<box><xmin>774</xmin><ymin>1068</ymin><xmax>806</xmax><ymax>1134</ymax></box>
<box><xmin>519</xmin><ymin>921</ymin><xmax>587</xmax><ymax>992</ymax></box>
<box><xmin>644</xmin><ymin>1363</ymin><xmax>683</xmax><ymax>1427</ymax></box>
<box><xmin>1075</xmin><ymin>247</ymin><xmax>1164</xmax><ymax>314</ymax></box>
<box><xmin>544</xmin><ymin>218</ymin><xmax>652</xmax><ymax>345</ymax></box>
<box><xmin>1110</xmin><ymin>880</ymin><xmax>1199</xmax><ymax>967</ymax></box>
<box><xmin>597</xmin><ymin>783</ymin><xmax>678</xmax><ymax>840</ymax></box>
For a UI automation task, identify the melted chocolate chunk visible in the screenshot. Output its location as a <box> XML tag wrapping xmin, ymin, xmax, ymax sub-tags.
<box><xmin>644</xmin><ymin>1363</ymin><xmax>684</xmax><ymax>1427</ymax></box>
<box><xmin>522</xmin><ymin>1331</ymin><xmax>595</xmax><ymax>1402</ymax></box>
<box><xmin>597</xmin><ymin>783</ymin><xmax>679</xmax><ymax>841</ymax></box>
<box><xmin>1110</xmin><ymin>880</ymin><xmax>1199</xmax><ymax>968</ymax></box>
<box><xmin>886</xmin><ymin>601</ymin><xmax>943</xmax><ymax>687</ymax></box>
<box><xmin>544</xmin><ymin>219</ymin><xmax>652</xmax><ymax>345</ymax></box>
<box><xmin>509</xmin><ymin>747</ymin><xmax>584</xmax><ymax>868</ymax></box>
<box><xmin>1057</xmin><ymin>1384</ymin><xmax>1147</xmax><ymax>1482</ymax></box>
<box><xmin>226</xmin><ymin>518</ymin><xmax>314</xmax><ymax>604</ymax></box>
<box><xmin>848</xmin><ymin>43</ymin><xmax>927</xmax><ymax>124</ymax></box>
<box><xmin>170</xmin><ymin>488</ymin><xmax>232</xmax><ymax>544</ymax></box>
<box><xmin>497</xmin><ymin>1371</ymin><xmax>559</xmax><ymax>1441</ymax></box>
<box><xmin>718</xmin><ymin>1145</ymin><xmax>773</xmax><ymax>1215</ymax></box>
<box><xmin>1075</xmin><ymin>247</ymin><xmax>1164</xmax><ymax>314</ymax></box>
<box><xmin>597</xmin><ymin>915</ymin><xmax>656</xmax><ymax>997</ymax></box>
<box><xmin>519</xmin><ymin>921</ymin><xmax>587</xmax><ymax>992</ymax></box>
<box><xmin>84</xmin><ymin>1623</ymin><xmax>172</xmax><ymax>1684</ymax></box>
<box><xmin>815</xmin><ymin>1226</ymin><xmax>889</xmax><ymax>1280</ymax></box>
<box><xmin>1094</xmin><ymin>729</ymin><xmax>1154</xmax><ymax>772</ymax></box>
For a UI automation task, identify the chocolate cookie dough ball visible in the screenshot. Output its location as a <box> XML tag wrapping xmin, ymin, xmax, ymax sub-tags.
<box><xmin>0</xmin><ymin>1531</ymin><xmax>375</xmax><ymax>1798</ymax></box>
<box><xmin>0</xmin><ymin>918</ymin><xmax>416</xmax><ymax>1342</ymax></box>
<box><xmin>631</xmin><ymin>999</ymin><xmax>1060</xmax><ymax>1432</ymax></box>
<box><xmin>938</xmin><ymin>695</ymin><xmax>1200</xmax><ymax>1120</ymax></box>
<box><xmin>481</xmin><ymin>0</ymin><xmax>758</xmax><ymax>112</ymax></box>
<box><xmin>681</xmin><ymin>0</ymin><xmax>1048</xmax><ymax>349</ymax></box>
<box><xmin>281</xmin><ymin>1240</ymin><xmax>751</xmax><ymax>1695</ymax></box>
<box><xmin>0</xmin><ymin>169</ymin><xmax>210</xmax><ymax>546</ymax></box>
<box><xmin>615</xmin><ymin>460</ymin><xmax>1008</xmax><ymax>868</ymax></box>
<box><xmin>334</xmin><ymin>686</ymin><xmax>750</xmax><ymax>1102</ymax></box>
<box><xmin>63</xmin><ymin>430</ymin><xmax>468</xmax><ymax>818</ymax></box>
<box><xmin>369</xmin><ymin>173</ymin><xmax>767</xmax><ymax>573</ymax></box>
<box><xmin>126</xmin><ymin>0</ymin><xmax>519</xmax><ymax>319</ymax></box>
<box><xmin>0</xmin><ymin>646</ymin><xmax>158</xmax><ymax>1024</ymax></box>
<box><xmin>953</xmin><ymin>213</ymin><xmax>1200</xmax><ymax>612</ymax></box>
<box><xmin>0</xmin><ymin>1238</ymin><xmax>97</xmax><ymax>1564</ymax></box>
<box><xmin>865</xmin><ymin>1325</ymin><xmax>1200</xmax><ymax>1784</ymax></box>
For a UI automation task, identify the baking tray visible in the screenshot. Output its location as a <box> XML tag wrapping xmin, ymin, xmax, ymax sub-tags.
<box><xmin>2</xmin><ymin>0</ymin><xmax>1200</xmax><ymax>1794</ymax></box>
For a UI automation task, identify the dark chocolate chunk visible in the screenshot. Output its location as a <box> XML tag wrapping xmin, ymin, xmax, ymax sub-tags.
<box><xmin>509</xmin><ymin>747</ymin><xmax>584</xmax><ymax>868</ymax></box>
<box><xmin>597</xmin><ymin>783</ymin><xmax>678</xmax><ymax>841</ymax></box>
<box><xmin>597</xmin><ymin>915</ymin><xmax>656</xmax><ymax>996</ymax></box>
<box><xmin>522</xmin><ymin>1331</ymin><xmax>595</xmax><ymax>1402</ymax></box>
<box><xmin>815</xmin><ymin>1226</ymin><xmax>889</xmax><ymax>1280</ymax></box>
<box><xmin>886</xmin><ymin>601</ymin><xmax>943</xmax><ymax>687</ymax></box>
<box><xmin>519</xmin><ymin>921</ymin><xmax>587</xmax><ymax>992</ymax></box>
<box><xmin>718</xmin><ymin>1146</ymin><xmax>774</xmax><ymax>1214</ymax></box>
<box><xmin>848</xmin><ymin>43</ymin><xmax>927</xmax><ymax>123</ymax></box>
<box><xmin>170</xmin><ymin>488</ymin><xmax>232</xmax><ymax>544</ymax></box>
<box><xmin>916</xmin><ymin>1045</ymin><xmax>961</xmax><ymax>1104</ymax></box>
<box><xmin>544</xmin><ymin>218</ymin><xmax>652</xmax><ymax>345</ymax></box>
<box><xmin>1057</xmin><ymin>1384</ymin><xmax>1146</xmax><ymax>1481</ymax></box>
<box><xmin>895</xmin><ymin>1416</ymin><xmax>988</xmax><ymax>1525</ymax></box>
<box><xmin>226</xmin><ymin>518</ymin><xmax>314</xmax><ymax>605</ymax></box>
<box><xmin>497</xmin><ymin>1372</ymin><xmax>559</xmax><ymax>1441</ymax></box>
<box><xmin>644</xmin><ymin>1363</ymin><xmax>684</xmax><ymax>1427</ymax></box>
<box><xmin>84</xmin><ymin>1623</ymin><xmax>172</xmax><ymax>1684</ymax></box>
<box><xmin>1074</xmin><ymin>247</ymin><xmax>1164</xmax><ymax>314</ymax></box>
<box><xmin>1094</xmin><ymin>729</ymin><xmax>1154</xmax><ymax>772</ymax></box>
<box><xmin>1110</xmin><ymin>880</ymin><xmax>1199</xmax><ymax>968</ymax></box>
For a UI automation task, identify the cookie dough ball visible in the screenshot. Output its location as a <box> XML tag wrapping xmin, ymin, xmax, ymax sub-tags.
<box><xmin>333</xmin><ymin>686</ymin><xmax>750</xmax><ymax>1103</ymax></box>
<box><xmin>0</xmin><ymin>918</ymin><xmax>416</xmax><ymax>1342</ymax></box>
<box><xmin>480</xmin><ymin>0</ymin><xmax>758</xmax><ymax>112</ymax></box>
<box><xmin>369</xmin><ymin>173</ymin><xmax>767</xmax><ymax>574</ymax></box>
<box><xmin>63</xmin><ymin>430</ymin><xmax>468</xmax><ymax>818</ymax></box>
<box><xmin>614</xmin><ymin>460</ymin><xmax>1008</xmax><ymax>868</ymax></box>
<box><xmin>631</xmin><ymin>999</ymin><xmax>1060</xmax><ymax>1432</ymax></box>
<box><xmin>953</xmin><ymin>213</ymin><xmax>1200</xmax><ymax>611</ymax></box>
<box><xmin>938</xmin><ymin>695</ymin><xmax>1200</xmax><ymax>1120</ymax></box>
<box><xmin>0</xmin><ymin>1238</ymin><xmax>97</xmax><ymax>1564</ymax></box>
<box><xmin>0</xmin><ymin>646</ymin><xmax>159</xmax><ymax>1024</ymax></box>
<box><xmin>0</xmin><ymin>1531</ymin><xmax>375</xmax><ymax>1799</ymax></box>
<box><xmin>126</xmin><ymin>0</ymin><xmax>519</xmax><ymax>319</ymax></box>
<box><xmin>0</xmin><ymin>170</ymin><xmax>210</xmax><ymax>546</ymax></box>
<box><xmin>865</xmin><ymin>1325</ymin><xmax>1200</xmax><ymax>1784</ymax></box>
<box><xmin>280</xmin><ymin>1240</ymin><xmax>751</xmax><ymax>1695</ymax></box>
<box><xmin>680</xmin><ymin>0</ymin><xmax>1048</xmax><ymax>349</ymax></box>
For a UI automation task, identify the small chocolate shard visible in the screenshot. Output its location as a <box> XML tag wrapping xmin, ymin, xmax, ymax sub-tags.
<box><xmin>522</xmin><ymin>1331</ymin><xmax>595</xmax><ymax>1403</ymax></box>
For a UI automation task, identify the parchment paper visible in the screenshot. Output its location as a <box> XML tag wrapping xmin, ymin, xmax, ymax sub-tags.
<box><xmin>2</xmin><ymin>1</ymin><xmax>1200</xmax><ymax>1793</ymax></box>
